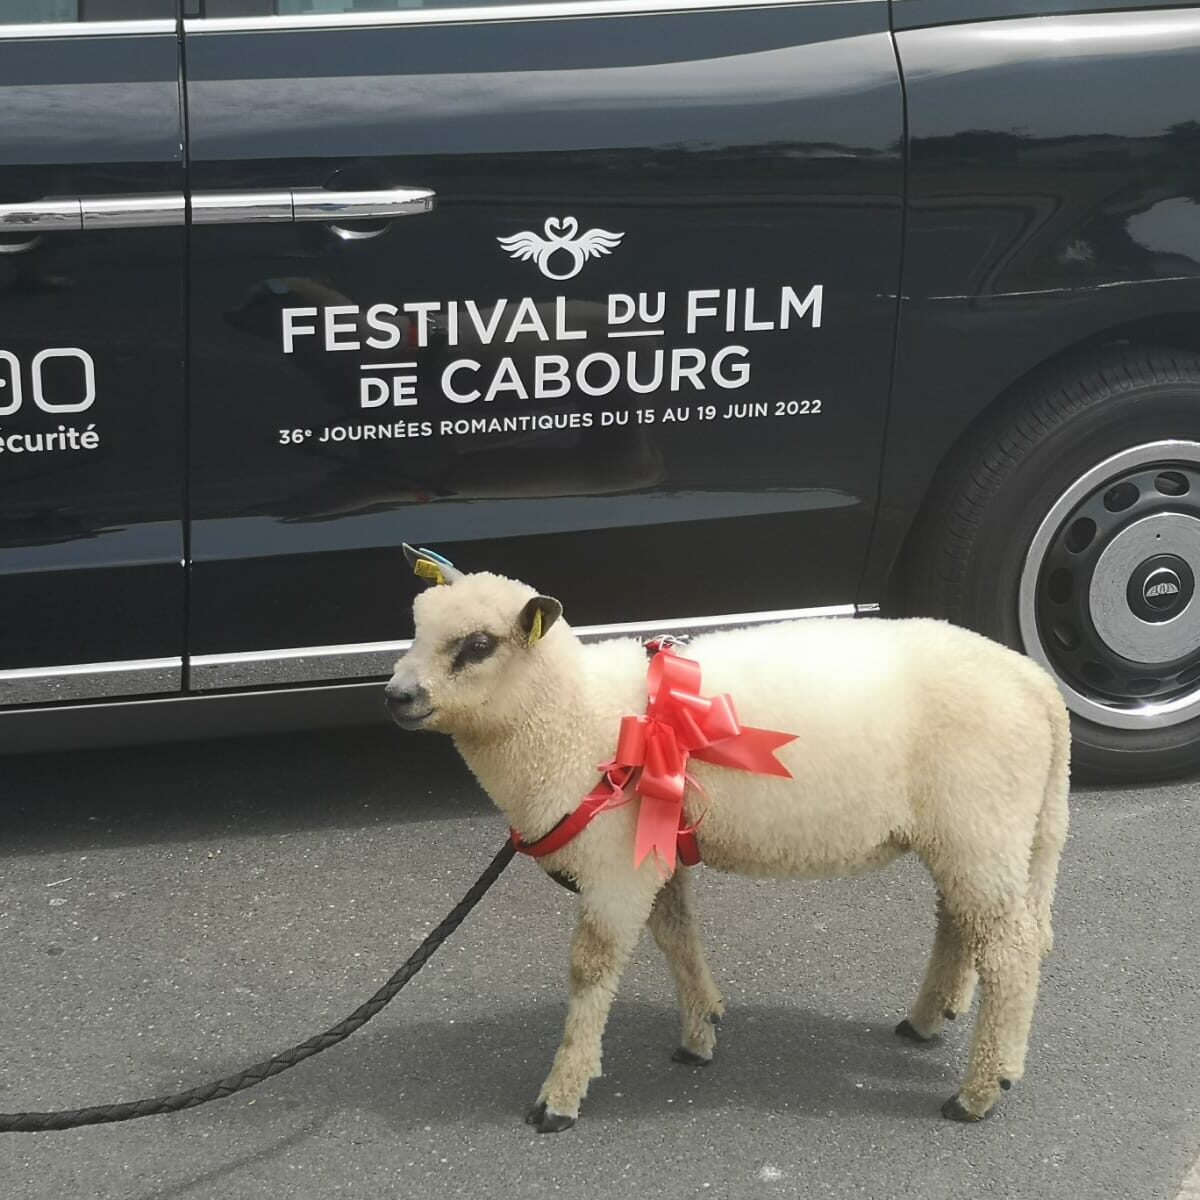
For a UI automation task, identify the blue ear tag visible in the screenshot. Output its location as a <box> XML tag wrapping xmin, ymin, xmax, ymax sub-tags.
<box><xmin>416</xmin><ymin>547</ymin><xmax>456</xmax><ymax>569</ymax></box>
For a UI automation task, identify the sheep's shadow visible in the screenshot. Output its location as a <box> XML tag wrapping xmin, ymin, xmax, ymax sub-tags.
<box><xmin>178</xmin><ymin>997</ymin><xmax>962</xmax><ymax>1135</ymax></box>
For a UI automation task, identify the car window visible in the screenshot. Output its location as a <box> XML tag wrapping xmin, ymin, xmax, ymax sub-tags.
<box><xmin>197</xmin><ymin>0</ymin><xmax>562</xmax><ymax>15</ymax></box>
<box><xmin>1</xmin><ymin>1</ymin><xmax>169</xmax><ymax>22</ymax></box>
<box><xmin>2</xmin><ymin>0</ymin><xmax>77</xmax><ymax>19</ymax></box>
<box><xmin>273</xmin><ymin>2</ymin><xmax>425</xmax><ymax>10</ymax></box>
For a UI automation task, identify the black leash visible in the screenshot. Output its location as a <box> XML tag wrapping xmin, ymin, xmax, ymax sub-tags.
<box><xmin>0</xmin><ymin>840</ymin><xmax>516</xmax><ymax>1133</ymax></box>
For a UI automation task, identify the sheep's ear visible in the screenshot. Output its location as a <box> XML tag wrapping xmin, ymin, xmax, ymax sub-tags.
<box><xmin>402</xmin><ymin>543</ymin><xmax>463</xmax><ymax>586</ymax></box>
<box><xmin>518</xmin><ymin>595</ymin><xmax>562</xmax><ymax>646</ymax></box>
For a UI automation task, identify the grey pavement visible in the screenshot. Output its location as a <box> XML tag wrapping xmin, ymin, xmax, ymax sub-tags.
<box><xmin>0</xmin><ymin>727</ymin><xmax>1197</xmax><ymax>1200</ymax></box>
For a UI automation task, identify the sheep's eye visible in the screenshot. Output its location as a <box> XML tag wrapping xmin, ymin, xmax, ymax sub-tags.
<box><xmin>451</xmin><ymin>632</ymin><xmax>498</xmax><ymax>672</ymax></box>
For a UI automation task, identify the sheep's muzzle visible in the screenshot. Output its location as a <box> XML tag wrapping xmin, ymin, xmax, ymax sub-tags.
<box><xmin>383</xmin><ymin>680</ymin><xmax>435</xmax><ymax>731</ymax></box>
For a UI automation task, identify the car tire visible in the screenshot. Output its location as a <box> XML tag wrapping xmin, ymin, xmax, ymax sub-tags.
<box><xmin>904</xmin><ymin>345</ymin><xmax>1200</xmax><ymax>784</ymax></box>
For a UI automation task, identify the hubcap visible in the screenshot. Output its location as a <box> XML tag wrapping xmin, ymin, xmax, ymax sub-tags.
<box><xmin>1128</xmin><ymin>556</ymin><xmax>1192</xmax><ymax>623</ymax></box>
<box><xmin>1019</xmin><ymin>441</ymin><xmax>1200</xmax><ymax>730</ymax></box>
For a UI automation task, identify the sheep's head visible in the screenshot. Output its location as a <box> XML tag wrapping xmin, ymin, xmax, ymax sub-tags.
<box><xmin>384</xmin><ymin>545</ymin><xmax>563</xmax><ymax>736</ymax></box>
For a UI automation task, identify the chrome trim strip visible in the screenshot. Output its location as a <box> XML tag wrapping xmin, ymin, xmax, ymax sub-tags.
<box><xmin>190</xmin><ymin>604</ymin><xmax>864</xmax><ymax>690</ymax></box>
<box><xmin>185</xmin><ymin>0</ymin><xmax>853</xmax><ymax>34</ymax></box>
<box><xmin>2</xmin><ymin>195</ymin><xmax>187</xmax><ymax>233</ymax></box>
<box><xmin>576</xmin><ymin>605</ymin><xmax>859</xmax><ymax>640</ymax></box>
<box><xmin>192</xmin><ymin>639</ymin><xmax>407</xmax><ymax>690</ymax></box>
<box><xmin>0</xmin><ymin>20</ymin><xmax>176</xmax><ymax>39</ymax></box>
<box><xmin>191</xmin><ymin>190</ymin><xmax>293</xmax><ymax>225</ymax></box>
<box><xmin>0</xmin><ymin>199</ymin><xmax>82</xmax><ymax>234</ymax></box>
<box><xmin>0</xmin><ymin>657</ymin><xmax>182</xmax><ymax>707</ymax></box>
<box><xmin>81</xmin><ymin>193</ymin><xmax>185</xmax><ymax>230</ymax></box>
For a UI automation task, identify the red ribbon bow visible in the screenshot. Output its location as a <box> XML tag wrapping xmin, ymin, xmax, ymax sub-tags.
<box><xmin>510</xmin><ymin>644</ymin><xmax>798</xmax><ymax>872</ymax></box>
<box><xmin>610</xmin><ymin>646</ymin><xmax>797</xmax><ymax>871</ymax></box>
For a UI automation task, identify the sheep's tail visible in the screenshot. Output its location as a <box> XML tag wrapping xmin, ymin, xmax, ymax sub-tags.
<box><xmin>1029</xmin><ymin>694</ymin><xmax>1070</xmax><ymax>956</ymax></box>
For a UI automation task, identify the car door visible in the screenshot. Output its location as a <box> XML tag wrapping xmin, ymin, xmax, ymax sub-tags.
<box><xmin>182</xmin><ymin>0</ymin><xmax>902</xmax><ymax>690</ymax></box>
<box><xmin>0</xmin><ymin>2</ymin><xmax>186</xmax><ymax>706</ymax></box>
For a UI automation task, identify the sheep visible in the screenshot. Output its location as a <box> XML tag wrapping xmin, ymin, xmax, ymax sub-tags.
<box><xmin>384</xmin><ymin>547</ymin><xmax>1070</xmax><ymax>1134</ymax></box>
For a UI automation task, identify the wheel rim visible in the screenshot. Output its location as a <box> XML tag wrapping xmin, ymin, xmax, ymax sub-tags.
<box><xmin>1019</xmin><ymin>440</ymin><xmax>1200</xmax><ymax>730</ymax></box>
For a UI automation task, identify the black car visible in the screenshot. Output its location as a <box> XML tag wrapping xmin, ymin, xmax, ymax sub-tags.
<box><xmin>2</xmin><ymin>0</ymin><xmax>1199</xmax><ymax>782</ymax></box>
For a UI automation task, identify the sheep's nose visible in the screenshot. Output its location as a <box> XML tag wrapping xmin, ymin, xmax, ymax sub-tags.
<box><xmin>384</xmin><ymin>680</ymin><xmax>431</xmax><ymax>723</ymax></box>
<box><xmin>384</xmin><ymin>682</ymin><xmax>422</xmax><ymax>707</ymax></box>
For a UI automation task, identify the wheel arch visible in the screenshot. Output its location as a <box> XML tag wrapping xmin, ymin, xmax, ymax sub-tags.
<box><xmin>884</xmin><ymin>338</ymin><xmax>1200</xmax><ymax>781</ymax></box>
<box><xmin>876</xmin><ymin>309</ymin><xmax>1200</xmax><ymax>615</ymax></box>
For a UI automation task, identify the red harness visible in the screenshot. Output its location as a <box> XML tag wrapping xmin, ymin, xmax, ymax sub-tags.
<box><xmin>510</xmin><ymin>779</ymin><xmax>702</xmax><ymax>866</ymax></box>
<box><xmin>510</xmin><ymin>637</ymin><xmax>794</xmax><ymax>871</ymax></box>
<box><xmin>510</xmin><ymin>638</ymin><xmax>702</xmax><ymax>867</ymax></box>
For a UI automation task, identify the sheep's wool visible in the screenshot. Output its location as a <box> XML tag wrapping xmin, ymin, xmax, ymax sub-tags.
<box><xmin>387</xmin><ymin>564</ymin><xmax>1069</xmax><ymax>1130</ymax></box>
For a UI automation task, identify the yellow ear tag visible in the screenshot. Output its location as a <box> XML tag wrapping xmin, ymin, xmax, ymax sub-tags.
<box><xmin>414</xmin><ymin>559</ymin><xmax>446</xmax><ymax>586</ymax></box>
<box><xmin>527</xmin><ymin>608</ymin><xmax>544</xmax><ymax>646</ymax></box>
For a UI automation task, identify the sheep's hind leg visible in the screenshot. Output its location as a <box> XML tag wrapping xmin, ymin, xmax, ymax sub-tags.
<box><xmin>528</xmin><ymin>901</ymin><xmax>645</xmax><ymax>1134</ymax></box>
<box><xmin>896</xmin><ymin>895</ymin><xmax>977</xmax><ymax>1042</ymax></box>
<box><xmin>943</xmin><ymin>907</ymin><xmax>1042</xmax><ymax>1122</ymax></box>
<box><xmin>647</xmin><ymin>869</ymin><xmax>724</xmax><ymax>1064</ymax></box>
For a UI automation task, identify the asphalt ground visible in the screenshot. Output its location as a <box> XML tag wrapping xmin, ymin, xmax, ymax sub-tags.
<box><xmin>0</xmin><ymin>726</ymin><xmax>1197</xmax><ymax>1200</ymax></box>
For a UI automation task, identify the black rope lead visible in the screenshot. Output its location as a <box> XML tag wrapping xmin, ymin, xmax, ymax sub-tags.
<box><xmin>0</xmin><ymin>840</ymin><xmax>517</xmax><ymax>1133</ymax></box>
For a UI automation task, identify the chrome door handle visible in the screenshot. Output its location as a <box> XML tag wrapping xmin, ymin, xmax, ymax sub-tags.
<box><xmin>0</xmin><ymin>187</ymin><xmax>434</xmax><ymax>232</ymax></box>
<box><xmin>292</xmin><ymin>187</ymin><xmax>436</xmax><ymax>221</ymax></box>
<box><xmin>191</xmin><ymin>187</ymin><xmax>436</xmax><ymax>225</ymax></box>
<box><xmin>0</xmin><ymin>194</ymin><xmax>185</xmax><ymax>232</ymax></box>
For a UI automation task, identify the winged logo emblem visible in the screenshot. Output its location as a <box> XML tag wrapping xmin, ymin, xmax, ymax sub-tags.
<box><xmin>497</xmin><ymin>216</ymin><xmax>624</xmax><ymax>281</ymax></box>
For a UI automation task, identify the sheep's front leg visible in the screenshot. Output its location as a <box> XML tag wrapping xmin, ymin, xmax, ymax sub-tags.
<box><xmin>527</xmin><ymin>902</ymin><xmax>644</xmax><ymax>1134</ymax></box>
<box><xmin>647</xmin><ymin>869</ymin><xmax>724</xmax><ymax>1064</ymax></box>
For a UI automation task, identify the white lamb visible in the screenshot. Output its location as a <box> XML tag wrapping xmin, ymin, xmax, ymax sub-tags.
<box><xmin>384</xmin><ymin>547</ymin><xmax>1070</xmax><ymax>1133</ymax></box>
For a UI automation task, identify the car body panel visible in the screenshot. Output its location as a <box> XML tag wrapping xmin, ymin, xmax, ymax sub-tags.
<box><xmin>0</xmin><ymin>19</ymin><xmax>185</xmax><ymax>694</ymax></box>
<box><xmin>5</xmin><ymin>1</ymin><xmax>1200</xmax><ymax>749</ymax></box>
<box><xmin>893</xmin><ymin>0</ymin><xmax>1197</xmax><ymax>29</ymax></box>
<box><xmin>862</xmin><ymin>8</ymin><xmax>1200</xmax><ymax>597</ymax></box>
<box><xmin>182</xmin><ymin>0</ymin><xmax>903</xmax><ymax>659</ymax></box>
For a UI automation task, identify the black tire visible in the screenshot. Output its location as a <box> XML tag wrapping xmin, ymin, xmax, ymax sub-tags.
<box><xmin>904</xmin><ymin>345</ymin><xmax>1200</xmax><ymax>784</ymax></box>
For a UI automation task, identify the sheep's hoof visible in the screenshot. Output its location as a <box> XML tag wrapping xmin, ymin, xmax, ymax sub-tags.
<box><xmin>894</xmin><ymin>1018</ymin><xmax>933</xmax><ymax>1043</ymax></box>
<box><xmin>941</xmin><ymin>1094</ymin><xmax>988</xmax><ymax>1122</ymax></box>
<box><xmin>1000</xmin><ymin>1078</ymin><xmax>1012</xmax><ymax>1091</ymax></box>
<box><xmin>525</xmin><ymin>1102</ymin><xmax>576</xmax><ymax>1134</ymax></box>
<box><xmin>672</xmin><ymin>1046</ymin><xmax>713</xmax><ymax>1067</ymax></box>
<box><xmin>708</xmin><ymin>1011</ymin><xmax>722</xmax><ymax>1026</ymax></box>
<box><xmin>943</xmin><ymin>1009</ymin><xmax>958</xmax><ymax>1021</ymax></box>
